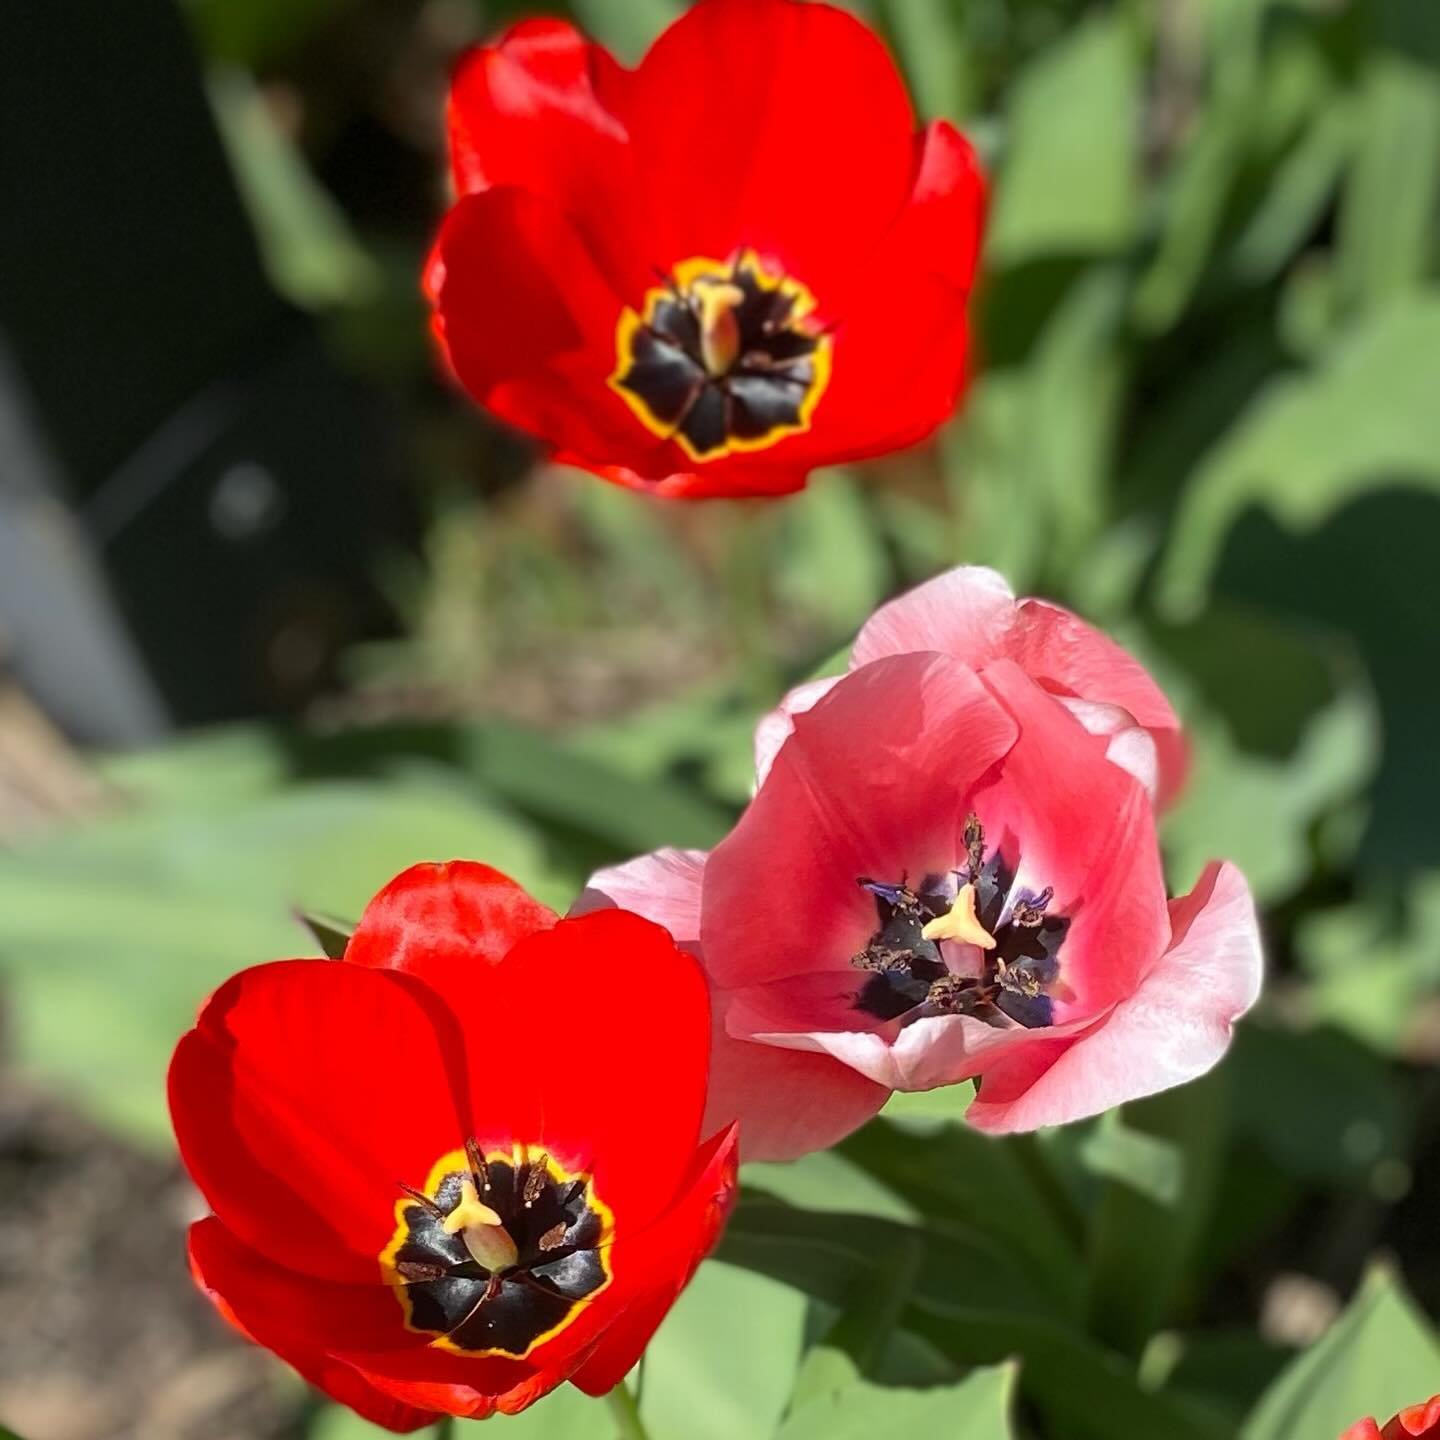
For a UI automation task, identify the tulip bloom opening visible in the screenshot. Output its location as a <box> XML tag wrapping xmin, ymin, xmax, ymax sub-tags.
<box><xmin>577</xmin><ymin>568</ymin><xmax>1261</xmax><ymax>1161</ymax></box>
<box><xmin>169</xmin><ymin>862</ymin><xmax>737</xmax><ymax>1431</ymax></box>
<box><xmin>1343</xmin><ymin>1397</ymin><xmax>1440</xmax><ymax>1440</ymax></box>
<box><xmin>427</xmin><ymin>0</ymin><xmax>986</xmax><ymax>498</ymax></box>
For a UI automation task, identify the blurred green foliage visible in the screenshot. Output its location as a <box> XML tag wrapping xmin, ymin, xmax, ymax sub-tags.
<box><xmin>5</xmin><ymin>0</ymin><xmax>1440</xmax><ymax>1436</ymax></box>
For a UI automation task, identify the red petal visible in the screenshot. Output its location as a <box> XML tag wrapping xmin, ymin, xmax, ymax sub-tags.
<box><xmin>783</xmin><ymin>123</ymin><xmax>985</xmax><ymax>465</ymax></box>
<box><xmin>169</xmin><ymin>960</ymin><xmax>465</xmax><ymax>1281</ymax></box>
<box><xmin>1389</xmin><ymin>1396</ymin><xmax>1440</xmax><ymax>1438</ymax></box>
<box><xmin>418</xmin><ymin>910</ymin><xmax>713</xmax><ymax>1232</ymax></box>
<box><xmin>344</xmin><ymin>860</ymin><xmax>557</xmax><ymax>977</ymax></box>
<box><xmin>188</xmin><ymin>1219</ymin><xmax>438</xmax><ymax>1434</ymax></box>
<box><xmin>569</xmin><ymin>1123</ymin><xmax>739</xmax><ymax>1396</ymax></box>
<box><xmin>427</xmin><ymin>188</ymin><xmax>651</xmax><ymax>467</ymax></box>
<box><xmin>560</xmin><ymin>455</ymin><xmax>813</xmax><ymax>501</ymax></box>
<box><xmin>620</xmin><ymin>0</ymin><xmax>917</xmax><ymax>305</ymax></box>
<box><xmin>446</xmin><ymin>21</ymin><xmax>646</xmax><ymax>297</ymax></box>
<box><xmin>190</xmin><ymin>1217</ymin><xmax>554</xmax><ymax>1423</ymax></box>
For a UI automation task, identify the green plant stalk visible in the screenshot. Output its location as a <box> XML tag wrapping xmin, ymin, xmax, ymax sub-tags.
<box><xmin>606</xmin><ymin>1381</ymin><xmax>651</xmax><ymax>1440</ymax></box>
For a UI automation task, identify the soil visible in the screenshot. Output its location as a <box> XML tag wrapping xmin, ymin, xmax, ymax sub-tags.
<box><xmin>0</xmin><ymin>1068</ymin><xmax>304</xmax><ymax>1440</ymax></box>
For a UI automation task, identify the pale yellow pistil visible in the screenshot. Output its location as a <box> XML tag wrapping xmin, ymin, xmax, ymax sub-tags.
<box><xmin>693</xmin><ymin>279</ymin><xmax>745</xmax><ymax>376</ymax></box>
<box><xmin>443</xmin><ymin>1178</ymin><xmax>519</xmax><ymax>1271</ymax></box>
<box><xmin>921</xmin><ymin>882</ymin><xmax>996</xmax><ymax>949</ymax></box>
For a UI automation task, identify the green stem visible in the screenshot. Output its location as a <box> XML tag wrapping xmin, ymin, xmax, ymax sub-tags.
<box><xmin>433</xmin><ymin>1419</ymin><xmax>458</xmax><ymax>1439</ymax></box>
<box><xmin>606</xmin><ymin>1382</ymin><xmax>651</xmax><ymax>1440</ymax></box>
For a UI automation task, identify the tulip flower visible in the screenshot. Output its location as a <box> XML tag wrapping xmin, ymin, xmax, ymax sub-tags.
<box><xmin>755</xmin><ymin>565</ymin><xmax>1189</xmax><ymax>809</ymax></box>
<box><xmin>579</xmin><ymin>615</ymin><xmax>1258</xmax><ymax>1161</ymax></box>
<box><xmin>170</xmin><ymin>862</ymin><xmax>737</xmax><ymax>1430</ymax></box>
<box><xmin>1343</xmin><ymin>1397</ymin><xmax>1440</xmax><ymax>1439</ymax></box>
<box><xmin>426</xmin><ymin>0</ymin><xmax>985</xmax><ymax>498</ymax></box>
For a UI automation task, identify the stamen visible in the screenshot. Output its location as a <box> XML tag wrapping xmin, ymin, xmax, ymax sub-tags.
<box><xmin>1010</xmin><ymin>887</ymin><xmax>1054</xmax><ymax>928</ymax></box>
<box><xmin>523</xmin><ymin>1156</ymin><xmax>549</xmax><ymax>1209</ymax></box>
<box><xmin>465</xmin><ymin>1136</ymin><xmax>492</xmax><ymax>1193</ymax></box>
<box><xmin>921</xmin><ymin>882</ymin><xmax>996</xmax><ymax>948</ymax></box>
<box><xmin>397</xmin><ymin>1181</ymin><xmax>446</xmax><ymax>1217</ymax></box>
<box><xmin>539</xmin><ymin>1223</ymin><xmax>568</xmax><ymax>1252</ymax></box>
<box><xmin>963</xmin><ymin>812</ymin><xmax>985</xmax><ymax>880</ymax></box>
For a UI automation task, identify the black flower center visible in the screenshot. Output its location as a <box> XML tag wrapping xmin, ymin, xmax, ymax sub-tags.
<box><xmin>851</xmin><ymin>813</ymin><xmax>1068</xmax><ymax>1029</ymax></box>
<box><xmin>380</xmin><ymin>1139</ymin><xmax>611</xmax><ymax>1358</ymax></box>
<box><xmin>610</xmin><ymin>251</ymin><xmax>832</xmax><ymax>463</ymax></box>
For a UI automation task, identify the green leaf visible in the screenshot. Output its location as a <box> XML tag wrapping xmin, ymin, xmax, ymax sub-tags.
<box><xmin>1083</xmin><ymin>1073</ymin><xmax>1226</xmax><ymax>1355</ymax></box>
<box><xmin>208</xmin><ymin>67</ymin><xmax>378</xmax><ymax>310</ymax></box>
<box><xmin>298</xmin><ymin>909</ymin><xmax>355</xmax><ymax>959</ymax></box>
<box><xmin>720</xmin><ymin>1198</ymin><xmax>1223</xmax><ymax>1440</ymax></box>
<box><xmin>0</xmin><ymin>780</ymin><xmax>552</xmax><ymax>1143</ymax></box>
<box><xmin>779</xmin><ymin>1363</ymin><xmax>1017</xmax><ymax>1440</ymax></box>
<box><xmin>987</xmin><ymin>13</ymin><xmax>1141</xmax><ymax>265</ymax></box>
<box><xmin>639</xmin><ymin>1260</ymin><xmax>809</xmax><ymax>1440</ymax></box>
<box><xmin>1161</xmin><ymin>683</ymin><xmax>1378</xmax><ymax>904</ymax></box>
<box><xmin>1241</xmin><ymin>1266</ymin><xmax>1440</xmax><ymax>1439</ymax></box>
<box><xmin>1335</xmin><ymin>53</ymin><xmax>1440</xmax><ymax>318</ymax></box>
<box><xmin>877</xmin><ymin>0</ymin><xmax>972</xmax><ymax>122</ymax></box>
<box><xmin>1159</xmin><ymin>300</ymin><xmax>1440</xmax><ymax>616</ymax></box>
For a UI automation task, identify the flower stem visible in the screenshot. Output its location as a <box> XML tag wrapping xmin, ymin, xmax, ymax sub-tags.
<box><xmin>433</xmin><ymin>1418</ymin><xmax>458</xmax><ymax>1439</ymax></box>
<box><xmin>606</xmin><ymin>1382</ymin><xmax>651</xmax><ymax>1440</ymax></box>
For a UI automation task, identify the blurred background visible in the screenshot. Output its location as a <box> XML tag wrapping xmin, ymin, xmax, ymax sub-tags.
<box><xmin>2</xmin><ymin>0</ymin><xmax>1439</xmax><ymax>1437</ymax></box>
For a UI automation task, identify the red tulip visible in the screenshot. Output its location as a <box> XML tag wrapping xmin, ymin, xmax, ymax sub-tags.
<box><xmin>426</xmin><ymin>0</ymin><xmax>986</xmax><ymax>498</ymax></box>
<box><xmin>578</xmin><ymin>580</ymin><xmax>1259</xmax><ymax>1160</ymax></box>
<box><xmin>1343</xmin><ymin>1398</ymin><xmax>1440</xmax><ymax>1439</ymax></box>
<box><xmin>170</xmin><ymin>862</ymin><xmax>737</xmax><ymax>1431</ymax></box>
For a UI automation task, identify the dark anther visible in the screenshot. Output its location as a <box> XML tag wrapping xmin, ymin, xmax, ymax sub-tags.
<box><xmin>1010</xmin><ymin>886</ymin><xmax>1054</xmax><ymax>928</ymax></box>
<box><xmin>397</xmin><ymin>1182</ymin><xmax>445</xmax><ymax>1217</ymax></box>
<box><xmin>465</xmin><ymin>1136</ymin><xmax>492</xmax><ymax>1193</ymax></box>
<box><xmin>538</xmin><ymin>1223</ymin><xmax>568</xmax><ymax>1252</ymax></box>
<box><xmin>394</xmin><ymin>1259</ymin><xmax>449</xmax><ymax>1283</ymax></box>
<box><xmin>963</xmin><ymin>812</ymin><xmax>985</xmax><ymax>881</ymax></box>
<box><xmin>522</xmin><ymin>1157</ymin><xmax>548</xmax><ymax>1208</ymax></box>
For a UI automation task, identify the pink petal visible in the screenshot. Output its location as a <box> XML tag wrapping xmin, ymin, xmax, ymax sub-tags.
<box><xmin>850</xmin><ymin>565</ymin><xmax>1016</xmax><ymax>670</ymax></box>
<box><xmin>1060</xmin><ymin>697</ymin><xmax>1161</xmax><ymax>805</ymax></box>
<box><xmin>966</xmin><ymin>861</ymin><xmax>1262</xmax><ymax>1133</ymax></box>
<box><xmin>1010</xmin><ymin>599</ymin><xmax>1188</xmax><ymax>807</ymax></box>
<box><xmin>707</xmin><ymin>988</ymin><xmax>887</xmax><ymax>1162</ymax></box>
<box><xmin>753</xmin><ymin>676</ymin><xmax>842</xmax><ymax>790</ymax></box>
<box><xmin>702</xmin><ymin>652</ymin><xmax>1020</xmax><ymax>991</ymax></box>
<box><xmin>976</xmin><ymin>661</ymin><xmax>1170</xmax><ymax>1019</ymax></box>
<box><xmin>571</xmin><ymin>847</ymin><xmax>708</xmax><ymax>949</ymax></box>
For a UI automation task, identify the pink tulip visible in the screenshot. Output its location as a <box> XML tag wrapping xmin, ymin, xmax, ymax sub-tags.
<box><xmin>577</xmin><ymin>573</ymin><xmax>1260</xmax><ymax>1161</ymax></box>
<box><xmin>755</xmin><ymin>565</ymin><xmax>1188</xmax><ymax>809</ymax></box>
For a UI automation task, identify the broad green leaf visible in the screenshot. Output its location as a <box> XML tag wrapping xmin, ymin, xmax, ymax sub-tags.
<box><xmin>0</xmin><ymin>780</ymin><xmax>551</xmax><ymax>1143</ymax></box>
<box><xmin>1084</xmin><ymin>1074</ymin><xmax>1226</xmax><ymax>1355</ymax></box>
<box><xmin>1159</xmin><ymin>301</ymin><xmax>1440</xmax><ymax>616</ymax></box>
<box><xmin>987</xmin><ymin>14</ymin><xmax>1141</xmax><ymax>265</ymax></box>
<box><xmin>639</xmin><ymin>1260</ymin><xmax>808</xmax><ymax>1440</ymax></box>
<box><xmin>460</xmin><ymin>722</ymin><xmax>732</xmax><ymax>856</ymax></box>
<box><xmin>786</xmin><ymin>1229</ymin><xmax>924</xmax><ymax>1411</ymax></box>
<box><xmin>720</xmin><ymin>1199</ymin><xmax>1221</xmax><ymax>1440</ymax></box>
<box><xmin>878</xmin><ymin>0</ymin><xmax>972</xmax><ymax>122</ymax></box>
<box><xmin>839</xmin><ymin>1117</ymin><xmax>1084</xmax><ymax>1317</ymax></box>
<box><xmin>1242</xmin><ymin>1267</ymin><xmax>1440</xmax><ymax>1439</ymax></box>
<box><xmin>743</xmin><ymin>1147</ymin><xmax>918</xmax><ymax>1224</ymax></box>
<box><xmin>776</xmin><ymin>473</ymin><xmax>889</xmax><ymax>642</ymax></box>
<box><xmin>208</xmin><ymin>68</ymin><xmax>378</xmax><ymax>310</ymax></box>
<box><xmin>1161</xmin><ymin>684</ymin><xmax>1378</xmax><ymax>904</ymax></box>
<box><xmin>779</xmin><ymin>1363</ymin><xmax>1017</xmax><ymax>1440</ymax></box>
<box><xmin>1335</xmin><ymin>54</ymin><xmax>1440</xmax><ymax>318</ymax></box>
<box><xmin>1226</xmin><ymin>1023</ymin><xmax>1412</xmax><ymax>1193</ymax></box>
<box><xmin>1297</xmin><ymin>876</ymin><xmax>1440</xmax><ymax>1054</ymax></box>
